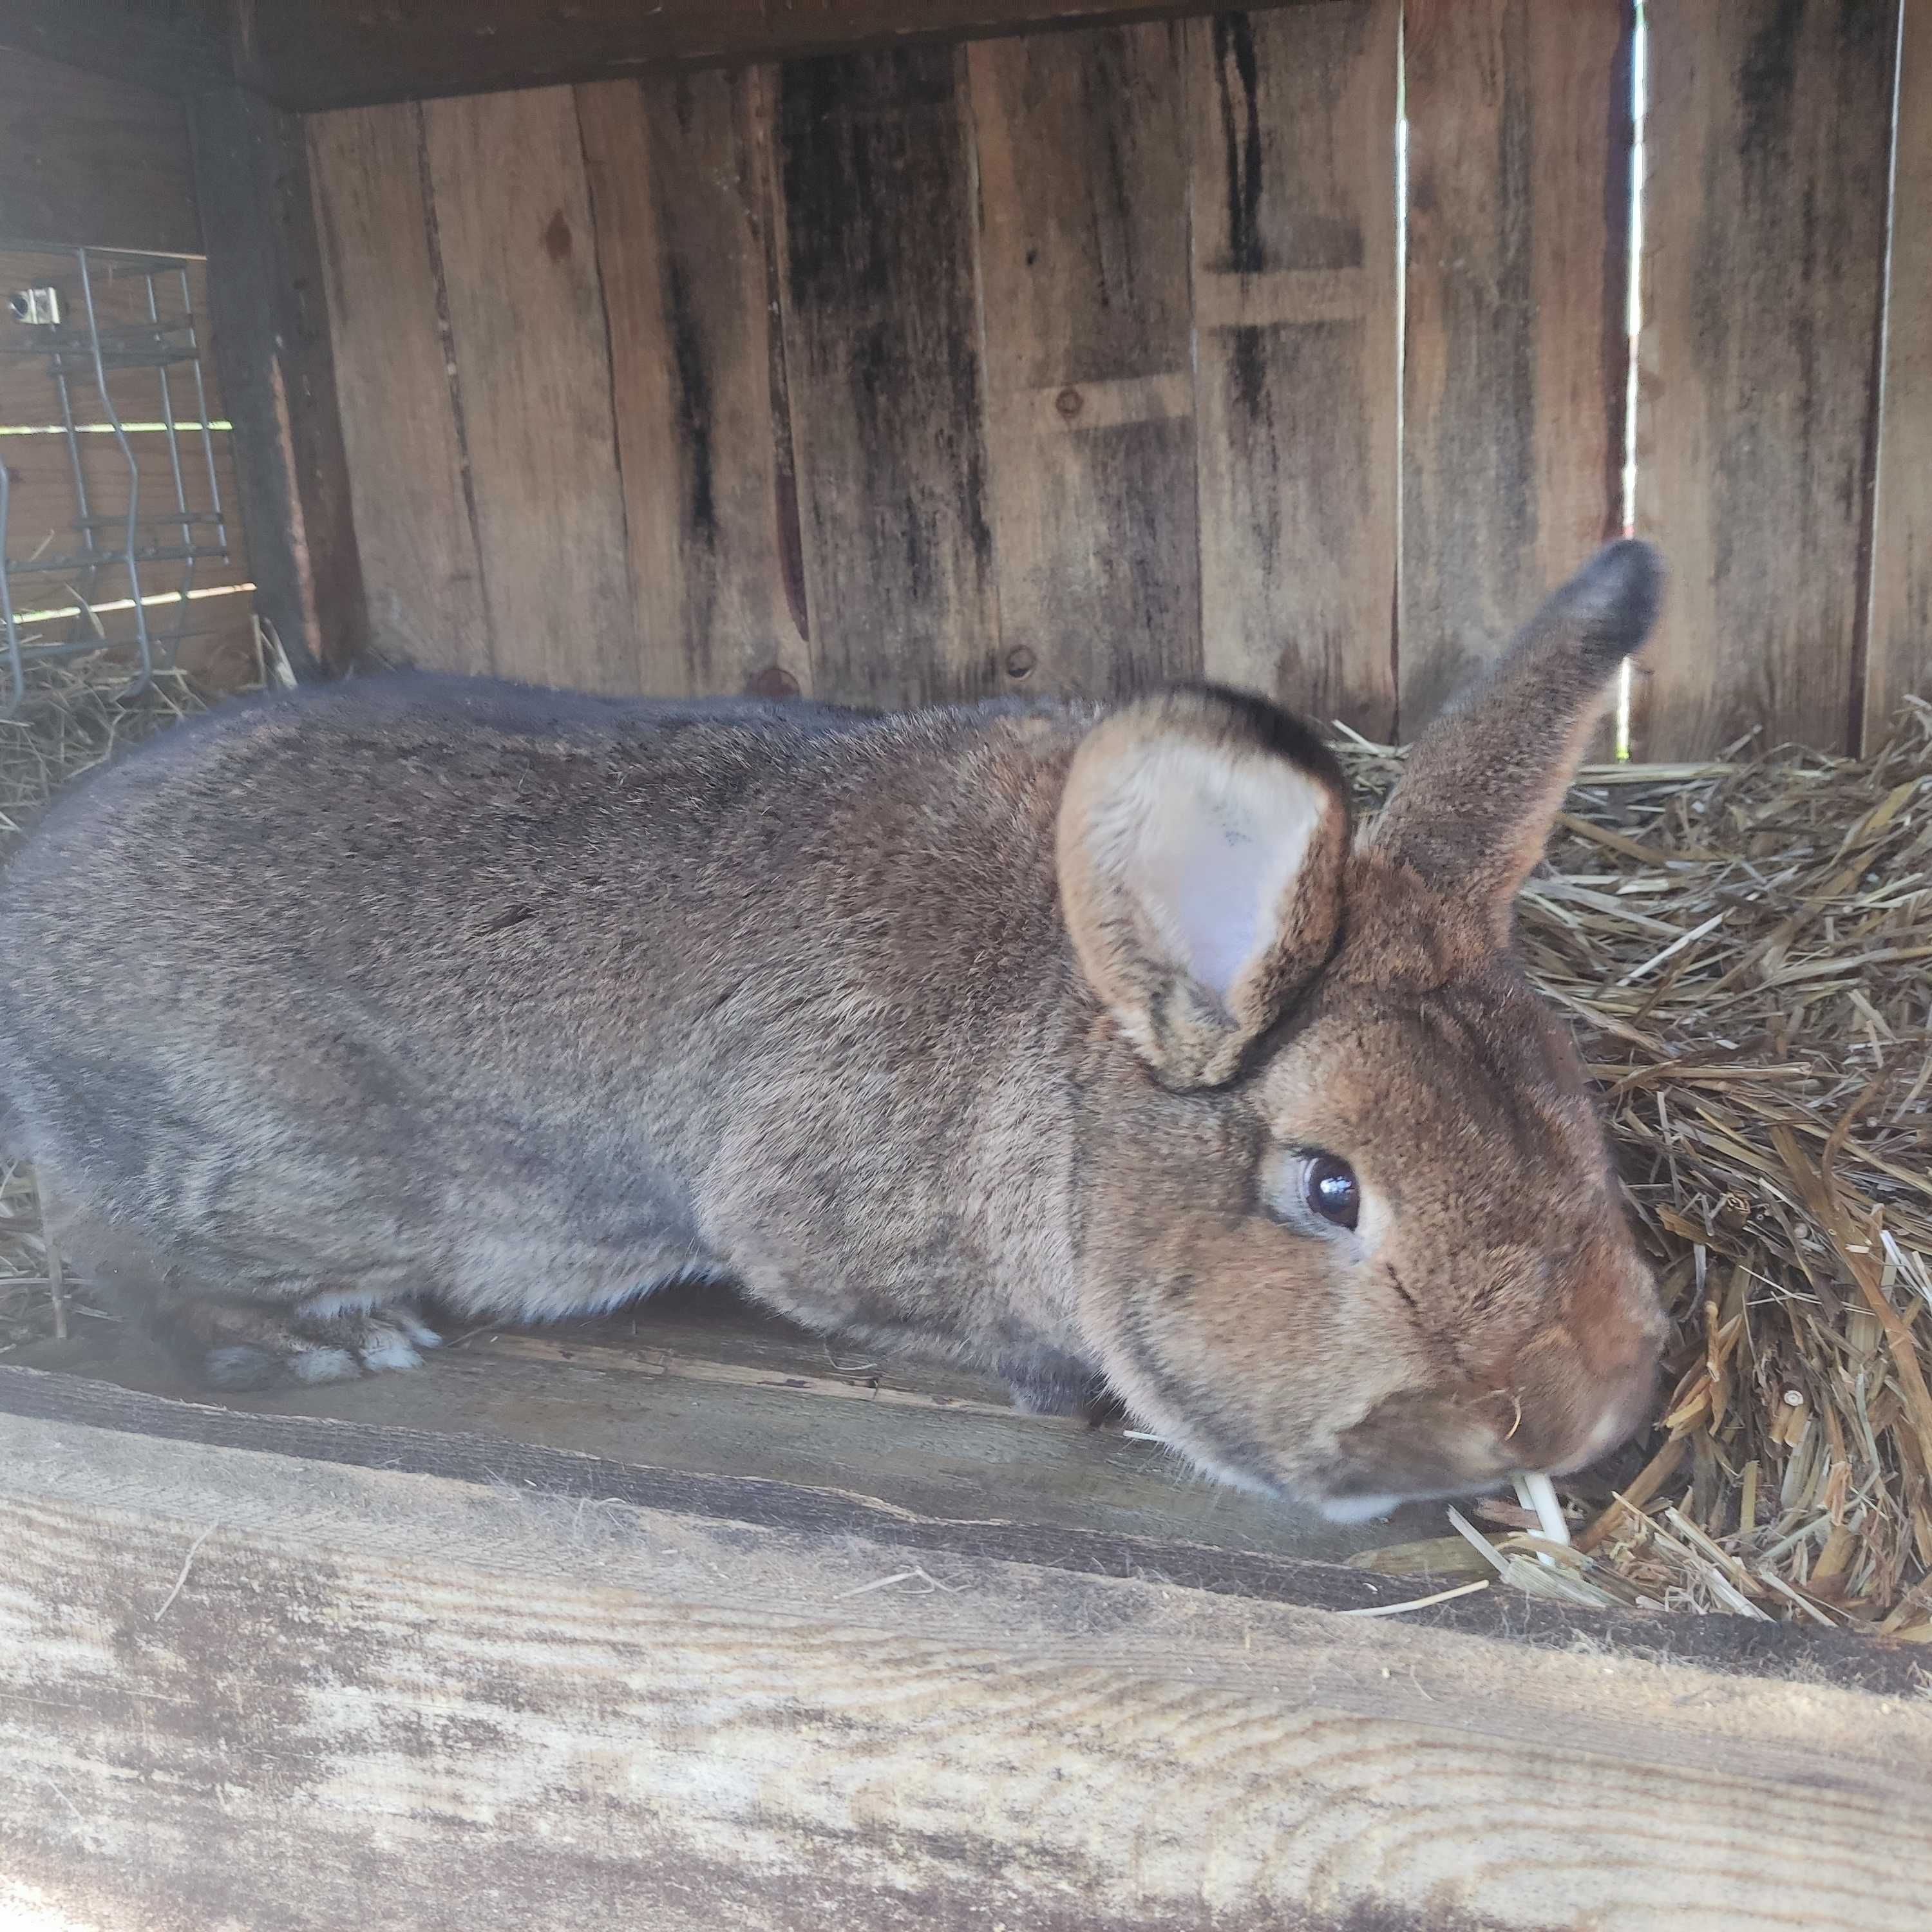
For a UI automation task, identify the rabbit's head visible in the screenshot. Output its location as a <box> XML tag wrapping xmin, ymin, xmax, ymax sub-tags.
<box><xmin>1059</xmin><ymin>540</ymin><xmax>1667</xmax><ymax>1519</ymax></box>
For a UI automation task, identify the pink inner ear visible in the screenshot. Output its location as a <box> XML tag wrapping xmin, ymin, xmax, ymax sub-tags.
<box><xmin>1124</xmin><ymin>752</ymin><xmax>1327</xmax><ymax>1006</ymax></box>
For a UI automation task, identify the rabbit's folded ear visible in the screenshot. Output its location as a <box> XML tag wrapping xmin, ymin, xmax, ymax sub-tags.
<box><xmin>1368</xmin><ymin>539</ymin><xmax>1663</xmax><ymax>933</ymax></box>
<box><xmin>1057</xmin><ymin>688</ymin><xmax>1350</xmax><ymax>1088</ymax></box>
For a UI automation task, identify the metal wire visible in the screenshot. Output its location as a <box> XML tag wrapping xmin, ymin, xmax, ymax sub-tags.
<box><xmin>0</xmin><ymin>246</ymin><xmax>233</xmax><ymax>716</ymax></box>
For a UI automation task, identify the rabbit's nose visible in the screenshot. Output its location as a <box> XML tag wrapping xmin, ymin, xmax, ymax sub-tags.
<box><xmin>1548</xmin><ymin>1351</ymin><xmax>1662</xmax><ymax>1477</ymax></box>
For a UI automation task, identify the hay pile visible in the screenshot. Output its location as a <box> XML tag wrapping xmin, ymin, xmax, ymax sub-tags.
<box><xmin>1341</xmin><ymin>703</ymin><xmax>1932</xmax><ymax>1634</ymax></box>
<box><xmin>1</xmin><ymin>656</ymin><xmax>1929</xmax><ymax>1632</ymax></box>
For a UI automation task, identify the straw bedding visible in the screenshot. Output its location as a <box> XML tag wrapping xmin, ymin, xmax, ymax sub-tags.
<box><xmin>1</xmin><ymin>658</ymin><xmax>1928</xmax><ymax>1633</ymax></box>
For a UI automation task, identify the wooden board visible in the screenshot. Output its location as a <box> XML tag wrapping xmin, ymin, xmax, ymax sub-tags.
<box><xmin>0</xmin><ymin>46</ymin><xmax>200</xmax><ymax>254</ymax></box>
<box><xmin>1866</xmin><ymin>0</ymin><xmax>1932</xmax><ymax>747</ymax></box>
<box><xmin>1634</xmin><ymin>0</ymin><xmax>1897</xmax><ymax>760</ymax></box>
<box><xmin>1400</xmin><ymin>0</ymin><xmax>1631</xmax><ymax>735</ymax></box>
<box><xmin>1186</xmin><ymin>3</ymin><xmax>1399</xmax><ymax>739</ymax></box>
<box><xmin>774</xmin><ymin>46</ymin><xmax>1001</xmax><ymax>706</ymax></box>
<box><xmin>420</xmin><ymin>88</ymin><xmax>638</xmax><ymax>690</ymax></box>
<box><xmin>234</xmin><ymin>0</ymin><xmax>1311</xmax><ymax>111</ymax></box>
<box><xmin>576</xmin><ymin>70</ymin><xmax>812</xmax><ymax>699</ymax></box>
<box><xmin>968</xmin><ymin>23</ymin><xmax>1200</xmax><ymax>699</ymax></box>
<box><xmin>19</xmin><ymin>1289</ymin><xmax>1457</xmax><ymax>1568</ymax></box>
<box><xmin>187</xmin><ymin>86</ymin><xmax>366</xmax><ymax>680</ymax></box>
<box><xmin>1</xmin><ymin>1394</ymin><xmax>1929</xmax><ymax>1929</ymax></box>
<box><xmin>0</xmin><ymin>0</ymin><xmax>232</xmax><ymax>97</ymax></box>
<box><xmin>307</xmin><ymin>104</ymin><xmax>489</xmax><ymax>672</ymax></box>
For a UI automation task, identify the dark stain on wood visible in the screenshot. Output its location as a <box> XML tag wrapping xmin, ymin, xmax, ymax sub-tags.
<box><xmin>1213</xmin><ymin>13</ymin><xmax>1266</xmax><ymax>274</ymax></box>
<box><xmin>542</xmin><ymin>205</ymin><xmax>574</xmax><ymax>260</ymax></box>
<box><xmin>662</xmin><ymin>252</ymin><xmax>717</xmax><ymax>544</ymax></box>
<box><xmin>777</xmin><ymin>46</ymin><xmax>998</xmax><ymax>705</ymax></box>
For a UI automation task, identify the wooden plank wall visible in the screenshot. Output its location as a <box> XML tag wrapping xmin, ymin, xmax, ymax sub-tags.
<box><xmin>307</xmin><ymin>0</ymin><xmax>1926</xmax><ymax>756</ymax></box>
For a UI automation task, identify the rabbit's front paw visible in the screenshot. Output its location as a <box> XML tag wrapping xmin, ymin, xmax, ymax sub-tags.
<box><xmin>173</xmin><ymin>1294</ymin><xmax>442</xmax><ymax>1391</ymax></box>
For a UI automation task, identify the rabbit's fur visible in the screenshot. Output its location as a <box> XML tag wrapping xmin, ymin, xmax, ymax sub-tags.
<box><xmin>0</xmin><ymin>542</ymin><xmax>1669</xmax><ymax>1519</ymax></box>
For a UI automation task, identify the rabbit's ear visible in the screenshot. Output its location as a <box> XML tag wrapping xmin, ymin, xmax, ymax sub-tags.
<box><xmin>1368</xmin><ymin>540</ymin><xmax>1662</xmax><ymax>931</ymax></box>
<box><xmin>1057</xmin><ymin>688</ymin><xmax>1349</xmax><ymax>1088</ymax></box>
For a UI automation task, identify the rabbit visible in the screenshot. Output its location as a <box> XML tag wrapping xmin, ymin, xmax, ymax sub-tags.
<box><xmin>0</xmin><ymin>540</ymin><xmax>1669</xmax><ymax>1521</ymax></box>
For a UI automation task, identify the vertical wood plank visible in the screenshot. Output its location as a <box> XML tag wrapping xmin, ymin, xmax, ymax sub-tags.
<box><xmin>1635</xmin><ymin>0</ymin><xmax>1897</xmax><ymax>759</ymax></box>
<box><xmin>1187</xmin><ymin>4</ymin><xmax>1399</xmax><ymax>739</ymax></box>
<box><xmin>1401</xmin><ymin>0</ymin><xmax>1632</xmax><ymax>734</ymax></box>
<box><xmin>967</xmin><ymin>24</ymin><xmax>1199</xmax><ymax>701</ymax></box>
<box><xmin>0</xmin><ymin>46</ymin><xmax>200</xmax><ymax>254</ymax></box>
<box><xmin>576</xmin><ymin>69</ymin><xmax>811</xmax><ymax>700</ymax></box>
<box><xmin>308</xmin><ymin>104</ymin><xmax>489</xmax><ymax>672</ymax></box>
<box><xmin>188</xmin><ymin>86</ymin><xmax>368</xmax><ymax>681</ymax></box>
<box><xmin>421</xmin><ymin>87</ymin><xmax>637</xmax><ymax>692</ymax></box>
<box><xmin>774</xmin><ymin>46</ymin><xmax>1000</xmax><ymax>708</ymax></box>
<box><xmin>1868</xmin><ymin>0</ymin><xmax>1932</xmax><ymax>747</ymax></box>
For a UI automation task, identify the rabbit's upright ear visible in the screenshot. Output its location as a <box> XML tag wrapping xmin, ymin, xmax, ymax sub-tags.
<box><xmin>1057</xmin><ymin>688</ymin><xmax>1350</xmax><ymax>1089</ymax></box>
<box><xmin>1369</xmin><ymin>540</ymin><xmax>1662</xmax><ymax>933</ymax></box>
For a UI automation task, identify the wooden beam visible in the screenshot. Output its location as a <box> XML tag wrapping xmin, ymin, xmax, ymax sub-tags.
<box><xmin>232</xmin><ymin>0</ymin><xmax>1316</xmax><ymax>112</ymax></box>
<box><xmin>0</xmin><ymin>46</ymin><xmax>200</xmax><ymax>252</ymax></box>
<box><xmin>187</xmin><ymin>84</ymin><xmax>367</xmax><ymax>678</ymax></box>
<box><xmin>1866</xmin><ymin>0</ymin><xmax>1932</xmax><ymax>748</ymax></box>
<box><xmin>0</xmin><ymin>1390</ymin><xmax>1927</xmax><ymax>1929</ymax></box>
<box><xmin>0</xmin><ymin>0</ymin><xmax>233</xmax><ymax>96</ymax></box>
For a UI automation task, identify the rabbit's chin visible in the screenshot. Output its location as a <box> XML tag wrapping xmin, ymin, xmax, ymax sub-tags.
<box><xmin>1312</xmin><ymin>1490</ymin><xmax>1410</xmax><ymax>1527</ymax></box>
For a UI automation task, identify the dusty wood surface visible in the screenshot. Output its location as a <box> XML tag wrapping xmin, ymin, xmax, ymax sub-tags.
<box><xmin>1634</xmin><ymin>0</ymin><xmax>1897</xmax><ymax>760</ymax></box>
<box><xmin>969</xmin><ymin>23</ymin><xmax>1200</xmax><ymax>699</ymax></box>
<box><xmin>576</xmin><ymin>69</ymin><xmax>813</xmax><ymax>699</ymax></box>
<box><xmin>307</xmin><ymin>104</ymin><xmax>489</xmax><ymax>672</ymax></box>
<box><xmin>187</xmin><ymin>84</ymin><xmax>367</xmax><ymax>680</ymax></box>
<box><xmin>1867</xmin><ymin>0</ymin><xmax>1932</xmax><ymax>746</ymax></box>
<box><xmin>9</xmin><ymin>1317</ymin><xmax>1924</xmax><ymax>1692</ymax></box>
<box><xmin>232</xmin><ymin>0</ymin><xmax>1312</xmax><ymax>111</ymax></box>
<box><xmin>0</xmin><ymin>0</ymin><xmax>231</xmax><ymax>98</ymax></box>
<box><xmin>17</xmin><ymin>1289</ymin><xmax>1453</xmax><ymax>1568</ymax></box>
<box><xmin>1186</xmin><ymin>3</ymin><xmax>1399</xmax><ymax>739</ymax></box>
<box><xmin>1</xmin><ymin>1404</ymin><xmax>1929</xmax><ymax>1931</ymax></box>
<box><xmin>1400</xmin><ymin>0</ymin><xmax>1631</xmax><ymax>736</ymax></box>
<box><xmin>0</xmin><ymin>46</ymin><xmax>201</xmax><ymax>254</ymax></box>
<box><xmin>418</xmin><ymin>88</ymin><xmax>636</xmax><ymax>690</ymax></box>
<box><xmin>775</xmin><ymin>46</ymin><xmax>1001</xmax><ymax>706</ymax></box>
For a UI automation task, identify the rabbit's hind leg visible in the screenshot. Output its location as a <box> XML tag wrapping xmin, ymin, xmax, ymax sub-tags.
<box><xmin>35</xmin><ymin>1164</ymin><xmax>440</xmax><ymax>1390</ymax></box>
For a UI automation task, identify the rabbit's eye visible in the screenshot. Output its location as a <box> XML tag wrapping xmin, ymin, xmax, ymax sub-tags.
<box><xmin>1303</xmin><ymin>1155</ymin><xmax>1360</xmax><ymax>1231</ymax></box>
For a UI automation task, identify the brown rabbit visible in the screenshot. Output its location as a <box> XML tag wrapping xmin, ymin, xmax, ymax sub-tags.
<box><xmin>0</xmin><ymin>541</ymin><xmax>1667</xmax><ymax>1520</ymax></box>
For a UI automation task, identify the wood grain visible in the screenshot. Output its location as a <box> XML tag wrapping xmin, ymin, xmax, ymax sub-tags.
<box><xmin>576</xmin><ymin>69</ymin><xmax>812</xmax><ymax>699</ymax></box>
<box><xmin>1634</xmin><ymin>0</ymin><xmax>1897</xmax><ymax>759</ymax></box>
<box><xmin>0</xmin><ymin>46</ymin><xmax>200</xmax><ymax>254</ymax></box>
<box><xmin>1186</xmin><ymin>3</ymin><xmax>1399</xmax><ymax>739</ymax></box>
<box><xmin>0</xmin><ymin>0</ymin><xmax>232</xmax><ymax>96</ymax></box>
<box><xmin>774</xmin><ymin>46</ymin><xmax>1001</xmax><ymax>706</ymax></box>
<box><xmin>307</xmin><ymin>104</ymin><xmax>489</xmax><ymax>672</ymax></box>
<box><xmin>968</xmin><ymin>23</ymin><xmax>1200</xmax><ymax>699</ymax></box>
<box><xmin>188</xmin><ymin>86</ymin><xmax>368</xmax><ymax>680</ymax></box>
<box><xmin>1</xmin><ymin>1407</ymin><xmax>1929</xmax><ymax>1930</ymax></box>
<box><xmin>235</xmin><ymin>0</ymin><xmax>1313</xmax><ymax>111</ymax></box>
<box><xmin>1400</xmin><ymin>0</ymin><xmax>1631</xmax><ymax>734</ymax></box>
<box><xmin>1866</xmin><ymin>0</ymin><xmax>1932</xmax><ymax>747</ymax></box>
<box><xmin>421</xmin><ymin>87</ymin><xmax>637</xmax><ymax>690</ymax></box>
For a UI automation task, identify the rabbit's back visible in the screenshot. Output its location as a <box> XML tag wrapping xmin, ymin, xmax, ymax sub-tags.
<box><xmin>0</xmin><ymin>674</ymin><xmax>1088</xmax><ymax>1355</ymax></box>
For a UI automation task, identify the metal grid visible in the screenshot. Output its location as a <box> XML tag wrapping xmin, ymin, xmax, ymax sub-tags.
<box><xmin>0</xmin><ymin>248</ymin><xmax>231</xmax><ymax>715</ymax></box>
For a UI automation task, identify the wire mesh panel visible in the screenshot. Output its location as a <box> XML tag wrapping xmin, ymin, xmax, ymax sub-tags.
<box><xmin>0</xmin><ymin>247</ymin><xmax>242</xmax><ymax>715</ymax></box>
